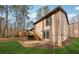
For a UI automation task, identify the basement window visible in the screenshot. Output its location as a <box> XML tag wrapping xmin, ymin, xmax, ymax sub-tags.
<box><xmin>43</xmin><ymin>30</ymin><xmax>49</xmax><ymax>39</ymax></box>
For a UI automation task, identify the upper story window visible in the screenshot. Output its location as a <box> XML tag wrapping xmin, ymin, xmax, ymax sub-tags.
<box><xmin>46</xmin><ymin>16</ymin><xmax>52</xmax><ymax>26</ymax></box>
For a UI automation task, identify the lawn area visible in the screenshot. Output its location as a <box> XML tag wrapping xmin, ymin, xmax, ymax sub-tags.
<box><xmin>0</xmin><ymin>38</ymin><xmax>79</xmax><ymax>54</ymax></box>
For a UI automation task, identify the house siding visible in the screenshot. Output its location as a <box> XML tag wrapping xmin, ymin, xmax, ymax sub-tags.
<box><xmin>43</xmin><ymin>19</ymin><xmax>50</xmax><ymax>40</ymax></box>
<box><xmin>69</xmin><ymin>23</ymin><xmax>79</xmax><ymax>37</ymax></box>
<box><xmin>60</xmin><ymin>11</ymin><xmax>69</xmax><ymax>41</ymax></box>
<box><xmin>34</xmin><ymin>7</ymin><xmax>69</xmax><ymax>46</ymax></box>
<box><xmin>35</xmin><ymin>20</ymin><xmax>43</xmax><ymax>39</ymax></box>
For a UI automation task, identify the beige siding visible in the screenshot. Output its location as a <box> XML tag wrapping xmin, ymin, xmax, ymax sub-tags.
<box><xmin>60</xmin><ymin>11</ymin><xmax>69</xmax><ymax>41</ymax></box>
<box><xmin>69</xmin><ymin>24</ymin><xmax>74</xmax><ymax>37</ymax></box>
<box><xmin>52</xmin><ymin>12</ymin><xmax>59</xmax><ymax>44</ymax></box>
<box><xmin>57</xmin><ymin>11</ymin><xmax>69</xmax><ymax>46</ymax></box>
<box><xmin>52</xmin><ymin>14</ymin><xmax>55</xmax><ymax>43</ymax></box>
<box><xmin>35</xmin><ymin>21</ymin><xmax>43</xmax><ymax>39</ymax></box>
<box><xmin>34</xmin><ymin>9</ymin><xmax>69</xmax><ymax>46</ymax></box>
<box><xmin>43</xmin><ymin>19</ymin><xmax>50</xmax><ymax>30</ymax></box>
<box><xmin>74</xmin><ymin>23</ymin><xmax>79</xmax><ymax>37</ymax></box>
<box><xmin>51</xmin><ymin>10</ymin><xmax>69</xmax><ymax>46</ymax></box>
<box><xmin>69</xmin><ymin>23</ymin><xmax>79</xmax><ymax>37</ymax></box>
<box><xmin>43</xmin><ymin>19</ymin><xmax>50</xmax><ymax>40</ymax></box>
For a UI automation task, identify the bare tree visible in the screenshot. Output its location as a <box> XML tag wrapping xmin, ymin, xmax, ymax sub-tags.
<box><xmin>43</xmin><ymin>5</ymin><xmax>49</xmax><ymax>15</ymax></box>
<box><xmin>36</xmin><ymin>7</ymin><xmax>43</xmax><ymax>20</ymax></box>
<box><xmin>2</xmin><ymin>5</ymin><xmax>9</xmax><ymax>37</ymax></box>
<box><xmin>0</xmin><ymin>6</ymin><xmax>5</xmax><ymax>37</ymax></box>
<box><xmin>11</xmin><ymin>5</ymin><xmax>32</xmax><ymax>31</ymax></box>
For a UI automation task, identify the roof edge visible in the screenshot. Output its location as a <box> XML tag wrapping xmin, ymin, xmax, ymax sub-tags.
<box><xmin>34</xmin><ymin>6</ymin><xmax>69</xmax><ymax>25</ymax></box>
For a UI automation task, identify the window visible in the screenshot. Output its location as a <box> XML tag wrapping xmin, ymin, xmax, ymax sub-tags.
<box><xmin>46</xmin><ymin>18</ymin><xmax>49</xmax><ymax>26</ymax></box>
<box><xmin>46</xmin><ymin>31</ymin><xmax>49</xmax><ymax>38</ymax></box>
<box><xmin>43</xmin><ymin>30</ymin><xmax>49</xmax><ymax>39</ymax></box>
<box><xmin>46</xmin><ymin>16</ymin><xmax>52</xmax><ymax>26</ymax></box>
<box><xmin>43</xmin><ymin>31</ymin><xmax>45</xmax><ymax>38</ymax></box>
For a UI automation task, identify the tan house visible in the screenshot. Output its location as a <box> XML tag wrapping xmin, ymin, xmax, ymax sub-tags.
<box><xmin>69</xmin><ymin>22</ymin><xmax>79</xmax><ymax>37</ymax></box>
<box><xmin>34</xmin><ymin>6</ymin><xmax>69</xmax><ymax>47</ymax></box>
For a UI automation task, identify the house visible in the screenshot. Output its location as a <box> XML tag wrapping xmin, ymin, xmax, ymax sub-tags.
<box><xmin>69</xmin><ymin>22</ymin><xmax>79</xmax><ymax>37</ymax></box>
<box><xmin>34</xmin><ymin>6</ymin><xmax>69</xmax><ymax>47</ymax></box>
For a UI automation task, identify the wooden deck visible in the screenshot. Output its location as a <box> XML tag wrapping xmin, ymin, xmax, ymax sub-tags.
<box><xmin>18</xmin><ymin>40</ymin><xmax>52</xmax><ymax>48</ymax></box>
<box><xmin>18</xmin><ymin>38</ymin><xmax>70</xmax><ymax>48</ymax></box>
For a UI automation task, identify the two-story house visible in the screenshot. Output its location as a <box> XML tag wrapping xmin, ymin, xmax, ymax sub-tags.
<box><xmin>34</xmin><ymin>6</ymin><xmax>69</xmax><ymax>47</ymax></box>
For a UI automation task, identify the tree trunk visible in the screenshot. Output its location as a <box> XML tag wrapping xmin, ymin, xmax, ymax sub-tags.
<box><xmin>2</xmin><ymin>5</ymin><xmax>8</xmax><ymax>37</ymax></box>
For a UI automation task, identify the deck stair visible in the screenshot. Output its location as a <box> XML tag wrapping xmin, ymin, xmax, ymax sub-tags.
<box><xmin>26</xmin><ymin>31</ymin><xmax>41</xmax><ymax>40</ymax></box>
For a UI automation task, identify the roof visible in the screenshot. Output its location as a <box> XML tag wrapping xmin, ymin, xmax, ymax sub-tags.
<box><xmin>29</xmin><ymin>27</ymin><xmax>34</xmax><ymax>31</ymax></box>
<box><xmin>34</xmin><ymin>6</ymin><xmax>69</xmax><ymax>25</ymax></box>
<box><xmin>26</xmin><ymin>27</ymin><xmax>34</xmax><ymax>31</ymax></box>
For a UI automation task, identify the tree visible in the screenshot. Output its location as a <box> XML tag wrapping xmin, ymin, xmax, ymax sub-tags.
<box><xmin>19</xmin><ymin>5</ymin><xmax>31</xmax><ymax>30</ymax></box>
<box><xmin>0</xmin><ymin>5</ymin><xmax>33</xmax><ymax>37</ymax></box>
<box><xmin>2</xmin><ymin>6</ymin><xmax>7</xmax><ymax>37</ymax></box>
<box><xmin>0</xmin><ymin>17</ymin><xmax>5</xmax><ymax>37</ymax></box>
<box><xmin>36</xmin><ymin>6</ymin><xmax>49</xmax><ymax>20</ymax></box>
<box><xmin>26</xmin><ymin>21</ymin><xmax>33</xmax><ymax>30</ymax></box>
<box><xmin>2</xmin><ymin>5</ymin><xmax>10</xmax><ymax>37</ymax></box>
<box><xmin>11</xmin><ymin>5</ymin><xmax>32</xmax><ymax>31</ymax></box>
<box><xmin>10</xmin><ymin>5</ymin><xmax>21</xmax><ymax>31</ymax></box>
<box><xmin>43</xmin><ymin>5</ymin><xmax>49</xmax><ymax>15</ymax></box>
<box><xmin>0</xmin><ymin>5</ymin><xmax>5</xmax><ymax>17</ymax></box>
<box><xmin>0</xmin><ymin>6</ymin><xmax>5</xmax><ymax>37</ymax></box>
<box><xmin>76</xmin><ymin>14</ymin><xmax>79</xmax><ymax>36</ymax></box>
<box><xmin>36</xmin><ymin>8</ymin><xmax>43</xmax><ymax>20</ymax></box>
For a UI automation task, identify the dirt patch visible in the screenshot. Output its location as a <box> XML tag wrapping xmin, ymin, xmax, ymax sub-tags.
<box><xmin>0</xmin><ymin>38</ymin><xmax>18</xmax><ymax>42</ymax></box>
<box><xmin>62</xmin><ymin>37</ymin><xmax>75</xmax><ymax>46</ymax></box>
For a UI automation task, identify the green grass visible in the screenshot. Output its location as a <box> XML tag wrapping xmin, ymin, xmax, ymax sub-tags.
<box><xmin>0</xmin><ymin>38</ymin><xmax>79</xmax><ymax>54</ymax></box>
<box><xmin>0</xmin><ymin>41</ymin><xmax>50</xmax><ymax>54</ymax></box>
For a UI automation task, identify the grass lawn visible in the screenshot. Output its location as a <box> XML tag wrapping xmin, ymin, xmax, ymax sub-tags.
<box><xmin>0</xmin><ymin>38</ymin><xmax>79</xmax><ymax>54</ymax></box>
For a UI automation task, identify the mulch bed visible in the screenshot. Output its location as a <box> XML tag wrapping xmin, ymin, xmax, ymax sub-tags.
<box><xmin>62</xmin><ymin>37</ymin><xmax>74</xmax><ymax>46</ymax></box>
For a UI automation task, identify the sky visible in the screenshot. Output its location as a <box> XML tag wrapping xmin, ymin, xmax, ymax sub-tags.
<box><xmin>29</xmin><ymin>5</ymin><xmax>79</xmax><ymax>22</ymax></box>
<box><xmin>2</xmin><ymin>5</ymin><xmax>79</xmax><ymax>29</ymax></box>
